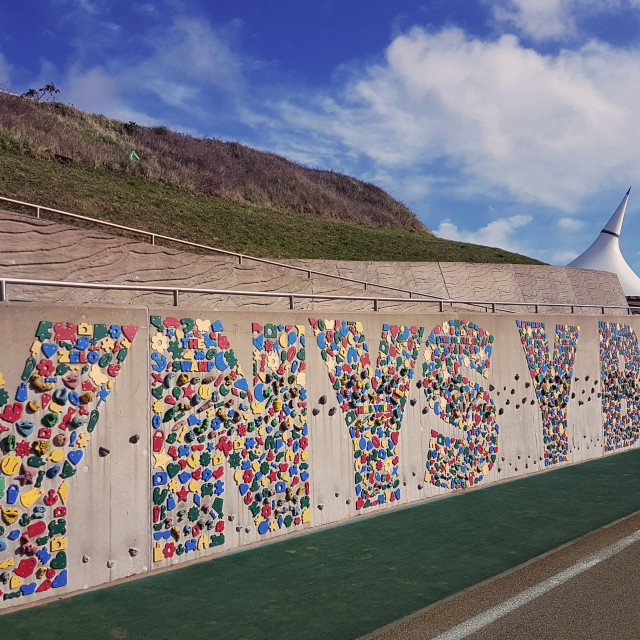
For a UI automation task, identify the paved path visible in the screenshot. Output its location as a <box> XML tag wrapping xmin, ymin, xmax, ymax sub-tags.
<box><xmin>367</xmin><ymin>512</ymin><xmax>640</xmax><ymax>640</ymax></box>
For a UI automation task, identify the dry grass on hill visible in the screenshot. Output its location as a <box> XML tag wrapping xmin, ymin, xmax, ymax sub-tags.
<box><xmin>0</xmin><ymin>91</ymin><xmax>425</xmax><ymax>231</ymax></box>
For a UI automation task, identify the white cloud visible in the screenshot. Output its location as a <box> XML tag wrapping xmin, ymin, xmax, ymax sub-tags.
<box><xmin>64</xmin><ymin>16</ymin><xmax>244</xmax><ymax>122</ymax></box>
<box><xmin>432</xmin><ymin>214</ymin><xmax>533</xmax><ymax>252</ymax></box>
<box><xmin>490</xmin><ymin>0</ymin><xmax>577</xmax><ymax>41</ymax></box>
<box><xmin>488</xmin><ymin>0</ymin><xmax>640</xmax><ymax>41</ymax></box>
<box><xmin>558</xmin><ymin>217</ymin><xmax>584</xmax><ymax>230</ymax></box>
<box><xmin>262</xmin><ymin>26</ymin><xmax>640</xmax><ymax>212</ymax></box>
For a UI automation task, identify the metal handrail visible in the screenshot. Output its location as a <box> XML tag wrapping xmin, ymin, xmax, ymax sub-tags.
<box><xmin>0</xmin><ymin>195</ymin><xmax>443</xmax><ymax>299</ymax></box>
<box><xmin>0</xmin><ymin>277</ymin><xmax>633</xmax><ymax>314</ymax></box>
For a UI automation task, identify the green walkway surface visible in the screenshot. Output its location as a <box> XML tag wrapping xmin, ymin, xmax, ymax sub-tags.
<box><xmin>4</xmin><ymin>449</ymin><xmax>640</xmax><ymax>640</ymax></box>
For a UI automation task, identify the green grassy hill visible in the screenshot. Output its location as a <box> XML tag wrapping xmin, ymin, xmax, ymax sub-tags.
<box><xmin>0</xmin><ymin>91</ymin><xmax>542</xmax><ymax>264</ymax></box>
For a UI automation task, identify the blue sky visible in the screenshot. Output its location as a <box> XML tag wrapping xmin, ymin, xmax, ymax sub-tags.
<box><xmin>2</xmin><ymin>1</ymin><xmax>640</xmax><ymax>270</ymax></box>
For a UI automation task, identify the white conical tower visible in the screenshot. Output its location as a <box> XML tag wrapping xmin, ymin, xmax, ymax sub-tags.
<box><xmin>568</xmin><ymin>188</ymin><xmax>640</xmax><ymax>297</ymax></box>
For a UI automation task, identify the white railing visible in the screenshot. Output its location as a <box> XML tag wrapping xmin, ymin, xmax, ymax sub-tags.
<box><xmin>0</xmin><ymin>277</ymin><xmax>633</xmax><ymax>314</ymax></box>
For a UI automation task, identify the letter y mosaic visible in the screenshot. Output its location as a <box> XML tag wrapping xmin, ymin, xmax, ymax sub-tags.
<box><xmin>0</xmin><ymin>321</ymin><xmax>137</xmax><ymax>601</ymax></box>
<box><xmin>309</xmin><ymin>319</ymin><xmax>422</xmax><ymax>510</ymax></box>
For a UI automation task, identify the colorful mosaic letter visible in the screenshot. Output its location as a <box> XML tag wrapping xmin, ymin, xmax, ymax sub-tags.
<box><xmin>599</xmin><ymin>322</ymin><xmax>640</xmax><ymax>451</ymax></box>
<box><xmin>309</xmin><ymin>319</ymin><xmax>422</xmax><ymax>510</ymax></box>
<box><xmin>516</xmin><ymin>321</ymin><xmax>579</xmax><ymax>465</ymax></box>
<box><xmin>241</xmin><ymin>323</ymin><xmax>310</xmax><ymax>533</ymax></box>
<box><xmin>0</xmin><ymin>320</ymin><xmax>137</xmax><ymax>601</ymax></box>
<box><xmin>422</xmin><ymin>320</ymin><xmax>498</xmax><ymax>489</ymax></box>
<box><xmin>150</xmin><ymin>316</ymin><xmax>234</xmax><ymax>561</ymax></box>
<box><xmin>150</xmin><ymin>318</ymin><xmax>310</xmax><ymax>562</ymax></box>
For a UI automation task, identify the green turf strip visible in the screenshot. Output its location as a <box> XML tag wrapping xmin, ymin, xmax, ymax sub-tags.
<box><xmin>4</xmin><ymin>448</ymin><xmax>640</xmax><ymax>640</ymax></box>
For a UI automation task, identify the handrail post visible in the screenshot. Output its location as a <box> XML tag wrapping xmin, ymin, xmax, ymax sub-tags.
<box><xmin>0</xmin><ymin>279</ymin><xmax>6</xmax><ymax>302</ymax></box>
<box><xmin>35</xmin><ymin>206</ymin><xmax>41</xmax><ymax>219</ymax></box>
<box><xmin>151</xmin><ymin>234</ymin><xmax>156</xmax><ymax>246</ymax></box>
<box><xmin>289</xmin><ymin>295</ymin><xmax>295</xmax><ymax>310</ymax></box>
<box><xmin>409</xmin><ymin>291</ymin><xmax>412</xmax><ymax>299</ymax></box>
<box><xmin>238</xmin><ymin>255</ymin><xmax>243</xmax><ymax>265</ymax></box>
<box><xmin>492</xmin><ymin>302</ymin><xmax>496</xmax><ymax>313</ymax></box>
<box><xmin>535</xmin><ymin>304</ymin><xmax>539</xmax><ymax>313</ymax></box>
<box><xmin>307</xmin><ymin>270</ymin><xmax>312</xmax><ymax>279</ymax></box>
<box><xmin>364</xmin><ymin>282</ymin><xmax>368</xmax><ymax>291</ymax></box>
<box><xmin>439</xmin><ymin>300</ymin><xmax>444</xmax><ymax>312</ymax></box>
<box><xmin>374</xmin><ymin>298</ymin><xmax>379</xmax><ymax>312</ymax></box>
<box><xmin>173</xmin><ymin>289</ymin><xmax>179</xmax><ymax>306</ymax></box>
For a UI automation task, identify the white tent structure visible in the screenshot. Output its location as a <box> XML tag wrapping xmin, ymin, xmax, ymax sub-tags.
<box><xmin>568</xmin><ymin>188</ymin><xmax>640</xmax><ymax>298</ymax></box>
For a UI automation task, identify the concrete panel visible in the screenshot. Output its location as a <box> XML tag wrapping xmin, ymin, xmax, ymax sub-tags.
<box><xmin>1</xmin><ymin>301</ymin><xmax>639</xmax><ymax>612</ymax></box>
<box><xmin>0</xmin><ymin>303</ymin><xmax>148</xmax><ymax>608</ymax></box>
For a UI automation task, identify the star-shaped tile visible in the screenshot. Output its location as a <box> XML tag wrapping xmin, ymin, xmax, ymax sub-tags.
<box><xmin>16</xmin><ymin>463</ymin><xmax>35</xmax><ymax>486</ymax></box>
<box><xmin>153</xmin><ymin>448</ymin><xmax>172</xmax><ymax>471</ymax></box>
<box><xmin>182</xmin><ymin>385</ymin><xmax>195</xmax><ymax>400</ymax></box>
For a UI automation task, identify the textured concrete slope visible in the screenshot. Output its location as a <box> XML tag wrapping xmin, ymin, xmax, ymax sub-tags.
<box><xmin>286</xmin><ymin>259</ymin><xmax>628</xmax><ymax>313</ymax></box>
<box><xmin>0</xmin><ymin>209</ymin><xmax>628</xmax><ymax>312</ymax></box>
<box><xmin>0</xmin><ymin>210</ymin><xmax>443</xmax><ymax>311</ymax></box>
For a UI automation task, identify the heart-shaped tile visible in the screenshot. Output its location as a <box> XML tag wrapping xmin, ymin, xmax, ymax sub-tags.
<box><xmin>50</xmin><ymin>551</ymin><xmax>67</xmax><ymax>570</ymax></box>
<box><xmin>41</xmin><ymin>343</ymin><xmax>58</xmax><ymax>358</ymax></box>
<box><xmin>167</xmin><ymin>463</ymin><xmax>181</xmax><ymax>478</ymax></box>
<box><xmin>68</xmin><ymin>450</ymin><xmax>83</xmax><ymax>466</ymax></box>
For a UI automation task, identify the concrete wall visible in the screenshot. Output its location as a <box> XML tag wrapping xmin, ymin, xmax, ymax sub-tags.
<box><xmin>0</xmin><ymin>302</ymin><xmax>638</xmax><ymax>610</ymax></box>
<box><xmin>0</xmin><ymin>210</ymin><xmax>627</xmax><ymax>313</ymax></box>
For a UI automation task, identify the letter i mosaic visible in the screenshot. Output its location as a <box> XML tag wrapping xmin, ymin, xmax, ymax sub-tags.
<box><xmin>0</xmin><ymin>321</ymin><xmax>137</xmax><ymax>601</ymax></box>
<box><xmin>422</xmin><ymin>320</ymin><xmax>499</xmax><ymax>489</ymax></box>
<box><xmin>149</xmin><ymin>317</ymin><xmax>310</xmax><ymax>563</ymax></box>
<box><xmin>309</xmin><ymin>319</ymin><xmax>422</xmax><ymax>510</ymax></box>
<box><xmin>599</xmin><ymin>322</ymin><xmax>640</xmax><ymax>451</ymax></box>
<box><xmin>516</xmin><ymin>321</ymin><xmax>579</xmax><ymax>465</ymax></box>
<box><xmin>238</xmin><ymin>323</ymin><xmax>310</xmax><ymax>534</ymax></box>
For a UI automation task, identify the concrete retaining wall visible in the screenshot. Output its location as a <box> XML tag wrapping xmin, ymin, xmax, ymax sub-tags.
<box><xmin>0</xmin><ymin>302</ymin><xmax>638</xmax><ymax>610</ymax></box>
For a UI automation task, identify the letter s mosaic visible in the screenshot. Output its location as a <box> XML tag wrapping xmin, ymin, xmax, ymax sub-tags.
<box><xmin>422</xmin><ymin>321</ymin><xmax>499</xmax><ymax>489</ymax></box>
<box><xmin>599</xmin><ymin>322</ymin><xmax>640</xmax><ymax>451</ymax></box>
